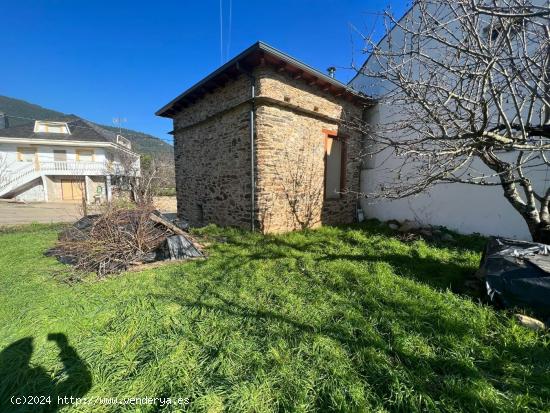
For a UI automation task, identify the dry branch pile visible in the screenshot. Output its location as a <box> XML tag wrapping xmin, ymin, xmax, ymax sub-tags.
<box><xmin>48</xmin><ymin>205</ymin><xmax>203</xmax><ymax>277</ymax></box>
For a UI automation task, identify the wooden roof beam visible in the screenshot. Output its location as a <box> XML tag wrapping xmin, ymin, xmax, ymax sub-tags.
<box><xmin>219</xmin><ymin>73</ymin><xmax>231</xmax><ymax>82</ymax></box>
<box><xmin>258</xmin><ymin>51</ymin><xmax>266</xmax><ymax>67</ymax></box>
<box><xmin>276</xmin><ymin>61</ymin><xmax>287</xmax><ymax>72</ymax></box>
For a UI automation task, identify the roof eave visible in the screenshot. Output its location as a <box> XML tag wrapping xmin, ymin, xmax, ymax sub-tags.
<box><xmin>0</xmin><ymin>136</ymin><xmax>138</xmax><ymax>153</ymax></box>
<box><xmin>155</xmin><ymin>42</ymin><xmax>263</xmax><ymax>118</ymax></box>
<box><xmin>156</xmin><ymin>41</ymin><xmax>375</xmax><ymax>118</ymax></box>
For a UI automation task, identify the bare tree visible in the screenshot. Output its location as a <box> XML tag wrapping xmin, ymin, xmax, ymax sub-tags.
<box><xmin>153</xmin><ymin>153</ymin><xmax>176</xmax><ymax>190</ymax></box>
<box><xmin>112</xmin><ymin>149</ymin><xmax>173</xmax><ymax>206</ymax></box>
<box><xmin>271</xmin><ymin>137</ymin><xmax>325</xmax><ymax>230</ymax></box>
<box><xmin>355</xmin><ymin>0</ymin><xmax>550</xmax><ymax>242</ymax></box>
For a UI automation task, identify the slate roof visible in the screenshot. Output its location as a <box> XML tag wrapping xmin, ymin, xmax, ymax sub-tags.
<box><xmin>0</xmin><ymin>115</ymin><xmax>119</xmax><ymax>144</ymax></box>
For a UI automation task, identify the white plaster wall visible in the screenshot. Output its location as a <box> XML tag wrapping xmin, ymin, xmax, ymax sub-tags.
<box><xmin>359</xmin><ymin>104</ymin><xmax>549</xmax><ymax>239</ymax></box>
<box><xmin>0</xmin><ymin>143</ymin><xmax>28</xmax><ymax>174</ymax></box>
<box><xmin>14</xmin><ymin>179</ymin><xmax>45</xmax><ymax>202</ymax></box>
<box><xmin>350</xmin><ymin>1</ymin><xmax>550</xmax><ymax>240</ymax></box>
<box><xmin>0</xmin><ymin>143</ymin><xmax>107</xmax><ymax>173</ymax></box>
<box><xmin>361</xmin><ymin>169</ymin><xmax>535</xmax><ymax>239</ymax></box>
<box><xmin>1</xmin><ymin>142</ymin><xmax>137</xmax><ymax>203</ymax></box>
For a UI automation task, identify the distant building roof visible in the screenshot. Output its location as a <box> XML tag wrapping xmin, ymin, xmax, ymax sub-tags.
<box><xmin>0</xmin><ymin>114</ymin><xmax>124</xmax><ymax>145</ymax></box>
<box><xmin>156</xmin><ymin>41</ymin><xmax>373</xmax><ymax>118</ymax></box>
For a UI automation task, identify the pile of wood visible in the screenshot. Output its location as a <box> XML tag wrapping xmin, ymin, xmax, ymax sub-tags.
<box><xmin>48</xmin><ymin>205</ymin><xmax>203</xmax><ymax>277</ymax></box>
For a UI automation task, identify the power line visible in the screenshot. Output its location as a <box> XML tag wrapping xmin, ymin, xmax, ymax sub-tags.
<box><xmin>227</xmin><ymin>0</ymin><xmax>232</xmax><ymax>61</ymax></box>
<box><xmin>219</xmin><ymin>0</ymin><xmax>224</xmax><ymax>64</ymax></box>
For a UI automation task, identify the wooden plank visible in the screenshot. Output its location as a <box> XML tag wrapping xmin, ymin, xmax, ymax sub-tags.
<box><xmin>149</xmin><ymin>213</ymin><xmax>186</xmax><ymax>235</ymax></box>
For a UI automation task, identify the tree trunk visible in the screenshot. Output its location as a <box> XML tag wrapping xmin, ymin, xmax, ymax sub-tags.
<box><xmin>481</xmin><ymin>155</ymin><xmax>550</xmax><ymax>244</ymax></box>
<box><xmin>532</xmin><ymin>224</ymin><xmax>550</xmax><ymax>244</ymax></box>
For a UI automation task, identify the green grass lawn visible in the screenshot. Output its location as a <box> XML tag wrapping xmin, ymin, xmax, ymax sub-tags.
<box><xmin>0</xmin><ymin>222</ymin><xmax>549</xmax><ymax>412</ymax></box>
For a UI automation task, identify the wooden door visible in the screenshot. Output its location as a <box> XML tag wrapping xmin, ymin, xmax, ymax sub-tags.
<box><xmin>61</xmin><ymin>179</ymin><xmax>83</xmax><ymax>201</ymax></box>
<box><xmin>72</xmin><ymin>180</ymin><xmax>83</xmax><ymax>200</ymax></box>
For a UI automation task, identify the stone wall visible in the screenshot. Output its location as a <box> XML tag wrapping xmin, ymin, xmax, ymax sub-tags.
<box><xmin>173</xmin><ymin>104</ymin><xmax>252</xmax><ymax>228</ymax></box>
<box><xmin>256</xmin><ymin>66</ymin><xmax>356</xmax><ymax>120</ymax></box>
<box><xmin>254</xmin><ymin>66</ymin><xmax>363</xmax><ymax>233</ymax></box>
<box><xmin>174</xmin><ymin>74</ymin><xmax>252</xmax><ymax>129</ymax></box>
<box><xmin>254</xmin><ymin>83</ymin><xmax>362</xmax><ymax>230</ymax></box>
<box><xmin>172</xmin><ymin>65</ymin><xmax>363</xmax><ymax>232</ymax></box>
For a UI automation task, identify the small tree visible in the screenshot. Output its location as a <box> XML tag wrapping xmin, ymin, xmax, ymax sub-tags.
<box><xmin>132</xmin><ymin>155</ymin><xmax>164</xmax><ymax>205</ymax></box>
<box><xmin>356</xmin><ymin>0</ymin><xmax>550</xmax><ymax>242</ymax></box>
<box><xmin>113</xmin><ymin>150</ymin><xmax>173</xmax><ymax>206</ymax></box>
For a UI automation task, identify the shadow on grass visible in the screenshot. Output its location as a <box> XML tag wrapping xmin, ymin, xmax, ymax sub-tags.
<box><xmin>321</xmin><ymin>250</ymin><xmax>477</xmax><ymax>294</ymax></box>
<box><xmin>0</xmin><ymin>333</ymin><xmax>91</xmax><ymax>412</ymax></box>
<box><xmin>152</xmin><ymin>282</ymin><xmax>549</xmax><ymax>410</ymax></box>
<box><xmin>207</xmin><ymin>222</ymin><xmax>485</xmax><ymax>296</ymax></box>
<box><xmin>166</xmin><ymin>224</ymin><xmax>549</xmax><ymax>409</ymax></box>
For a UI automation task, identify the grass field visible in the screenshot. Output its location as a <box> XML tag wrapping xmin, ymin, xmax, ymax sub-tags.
<box><xmin>0</xmin><ymin>222</ymin><xmax>549</xmax><ymax>412</ymax></box>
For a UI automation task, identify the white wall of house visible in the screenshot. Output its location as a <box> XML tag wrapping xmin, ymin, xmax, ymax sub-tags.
<box><xmin>358</xmin><ymin>104</ymin><xmax>550</xmax><ymax>240</ymax></box>
<box><xmin>360</xmin><ymin>168</ymin><xmax>536</xmax><ymax>239</ymax></box>
<box><xmin>14</xmin><ymin>179</ymin><xmax>45</xmax><ymax>202</ymax></box>
<box><xmin>350</xmin><ymin>1</ymin><xmax>549</xmax><ymax>240</ymax></box>
<box><xmin>0</xmin><ymin>140</ymin><xmax>139</xmax><ymax>202</ymax></box>
<box><xmin>0</xmin><ymin>143</ymin><xmax>108</xmax><ymax>174</ymax></box>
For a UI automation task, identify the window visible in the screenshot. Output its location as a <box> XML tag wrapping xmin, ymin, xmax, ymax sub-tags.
<box><xmin>17</xmin><ymin>147</ymin><xmax>36</xmax><ymax>162</ymax></box>
<box><xmin>76</xmin><ymin>149</ymin><xmax>94</xmax><ymax>162</ymax></box>
<box><xmin>33</xmin><ymin>121</ymin><xmax>70</xmax><ymax>134</ymax></box>
<box><xmin>324</xmin><ymin>131</ymin><xmax>346</xmax><ymax>199</ymax></box>
<box><xmin>53</xmin><ymin>149</ymin><xmax>67</xmax><ymax>162</ymax></box>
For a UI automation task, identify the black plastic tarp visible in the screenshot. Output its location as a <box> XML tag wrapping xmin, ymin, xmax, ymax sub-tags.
<box><xmin>477</xmin><ymin>237</ymin><xmax>550</xmax><ymax>320</ymax></box>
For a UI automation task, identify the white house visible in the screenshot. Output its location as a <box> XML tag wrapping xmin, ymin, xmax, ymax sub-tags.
<box><xmin>0</xmin><ymin>114</ymin><xmax>140</xmax><ymax>203</ymax></box>
<box><xmin>350</xmin><ymin>1</ymin><xmax>549</xmax><ymax>241</ymax></box>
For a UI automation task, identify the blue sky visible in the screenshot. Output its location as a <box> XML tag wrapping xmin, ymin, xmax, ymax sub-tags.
<box><xmin>0</xmin><ymin>0</ymin><xmax>409</xmax><ymax>144</ymax></box>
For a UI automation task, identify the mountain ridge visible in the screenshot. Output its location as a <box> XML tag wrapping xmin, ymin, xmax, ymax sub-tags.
<box><xmin>0</xmin><ymin>95</ymin><xmax>173</xmax><ymax>156</ymax></box>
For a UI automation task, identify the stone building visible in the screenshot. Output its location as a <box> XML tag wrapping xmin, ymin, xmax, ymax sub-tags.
<box><xmin>157</xmin><ymin>42</ymin><xmax>372</xmax><ymax>233</ymax></box>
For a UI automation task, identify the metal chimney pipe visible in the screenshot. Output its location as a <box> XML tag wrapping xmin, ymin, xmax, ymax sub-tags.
<box><xmin>327</xmin><ymin>67</ymin><xmax>336</xmax><ymax>78</ymax></box>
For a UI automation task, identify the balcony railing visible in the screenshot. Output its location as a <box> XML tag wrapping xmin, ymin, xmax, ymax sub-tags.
<box><xmin>40</xmin><ymin>161</ymin><xmax>109</xmax><ymax>175</ymax></box>
<box><xmin>0</xmin><ymin>161</ymin><xmax>138</xmax><ymax>196</ymax></box>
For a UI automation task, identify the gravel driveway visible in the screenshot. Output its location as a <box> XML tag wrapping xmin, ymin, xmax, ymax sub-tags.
<box><xmin>0</xmin><ymin>202</ymin><xmax>83</xmax><ymax>226</ymax></box>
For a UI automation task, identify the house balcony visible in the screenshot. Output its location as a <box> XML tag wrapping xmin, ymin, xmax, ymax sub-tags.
<box><xmin>38</xmin><ymin>161</ymin><xmax>134</xmax><ymax>176</ymax></box>
<box><xmin>39</xmin><ymin>161</ymin><xmax>110</xmax><ymax>176</ymax></box>
<box><xmin>0</xmin><ymin>161</ymin><xmax>137</xmax><ymax>198</ymax></box>
<box><xmin>22</xmin><ymin>160</ymin><xmax>135</xmax><ymax>177</ymax></box>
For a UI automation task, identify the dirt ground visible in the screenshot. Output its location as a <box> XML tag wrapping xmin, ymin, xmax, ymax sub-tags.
<box><xmin>153</xmin><ymin>196</ymin><xmax>177</xmax><ymax>212</ymax></box>
<box><xmin>0</xmin><ymin>197</ymin><xmax>177</xmax><ymax>226</ymax></box>
<box><xmin>0</xmin><ymin>202</ymin><xmax>83</xmax><ymax>225</ymax></box>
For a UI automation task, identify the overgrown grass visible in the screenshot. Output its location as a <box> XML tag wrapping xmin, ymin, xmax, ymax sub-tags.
<box><xmin>155</xmin><ymin>187</ymin><xmax>177</xmax><ymax>197</ymax></box>
<box><xmin>0</xmin><ymin>222</ymin><xmax>548</xmax><ymax>412</ymax></box>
